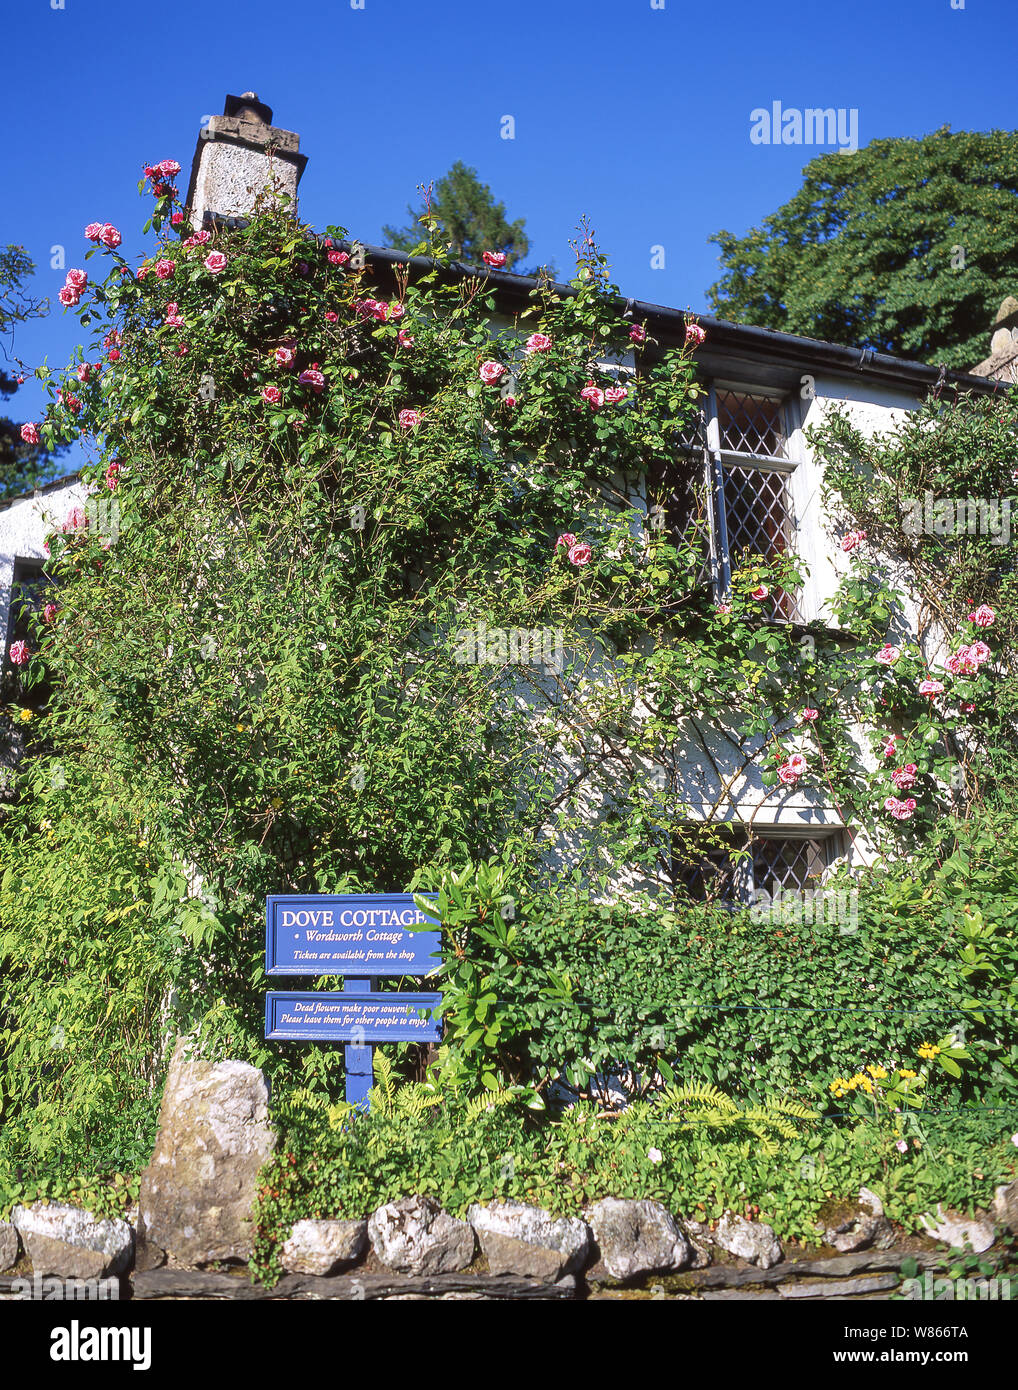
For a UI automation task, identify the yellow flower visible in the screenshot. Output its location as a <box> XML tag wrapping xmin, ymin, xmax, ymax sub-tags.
<box><xmin>867</xmin><ymin>1064</ymin><xmax>888</xmax><ymax>1080</ymax></box>
<box><xmin>899</xmin><ymin>1068</ymin><xmax>917</xmax><ymax>1079</ymax></box>
<box><xmin>18</xmin><ymin>708</ymin><xmax>33</xmax><ymax>722</ymax></box>
<box><xmin>917</xmin><ymin>1043</ymin><xmax>940</xmax><ymax>1060</ymax></box>
<box><xmin>270</xmin><ymin>797</ymin><xmax>283</xmax><ymax>810</ymax></box>
<box><xmin>236</xmin><ymin>724</ymin><xmax>246</xmax><ymax>733</ymax></box>
<box><xmin>858</xmin><ymin>1077</ymin><xmax>874</xmax><ymax>1094</ymax></box>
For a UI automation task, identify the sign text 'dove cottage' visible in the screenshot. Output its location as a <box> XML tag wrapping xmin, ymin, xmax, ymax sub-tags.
<box><xmin>265</xmin><ymin>892</ymin><xmax>440</xmax><ymax>977</ymax></box>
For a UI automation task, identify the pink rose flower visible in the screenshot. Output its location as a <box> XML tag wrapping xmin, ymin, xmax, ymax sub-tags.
<box><xmin>9</xmin><ymin>640</ymin><xmax>29</xmax><ymax>666</ymax></box>
<box><xmin>105</xmin><ymin>461</ymin><xmax>120</xmax><ymax>491</ymax></box>
<box><xmin>786</xmin><ymin>753</ymin><xmax>808</xmax><ymax>775</ymax></box>
<box><xmin>183</xmin><ymin>230</ymin><xmax>211</xmax><ymax>248</ymax></box>
<box><xmin>918</xmin><ymin>679</ymin><xmax>944</xmax><ymax>697</ymax></box>
<box><xmin>685</xmin><ymin>322</ymin><xmax>706</xmax><ymax>347</ymax></box>
<box><xmin>108</xmin><ymin>349</ymin><xmax>121</xmax><ymax>362</ymax></box>
<box><xmin>525</xmin><ymin>333</ymin><xmax>553</xmax><ymax>354</ymax></box>
<box><xmin>750</xmin><ymin>585</ymin><xmax>769</xmax><ymax>600</ymax></box>
<box><xmin>354</xmin><ymin>298</ymin><xmax>388</xmax><ymax>321</ymax></box>
<box><xmin>801</xmin><ymin>708</ymin><xmax>819</xmax><ymax>723</ymax></box>
<box><xmin>479</xmin><ymin>360</ymin><xmax>506</xmax><ymax>386</ymax></box>
<box><xmin>203</xmin><ymin>252</ymin><xmax>227</xmax><ymax>275</ymax></box>
<box><xmin>261</xmin><ymin>385</ymin><xmax>282</xmax><ymax>404</ymax></box>
<box><xmin>62</xmin><ymin>505</ymin><xmax>87</xmax><ymax>533</ymax></box>
<box><xmin>65</xmin><ymin>269</ymin><xmax>87</xmax><ymax>290</ymax></box>
<box><xmin>580</xmin><ymin>380</ymin><xmax>605</xmax><ymax>410</ymax></box>
<box><xmin>874</xmin><ymin>644</ymin><xmax>900</xmax><ymax>665</ymax></box>
<box><xmin>398</xmin><ymin>409</ymin><xmax>422</xmax><ymax>429</ymax></box>
<box><xmin>155</xmin><ymin>259</ymin><xmax>175</xmax><ymax>279</ymax></box>
<box><xmin>891</xmin><ymin>764</ymin><xmax>918</xmax><ymax>790</ymax></box>
<box><xmin>841</xmin><ymin>530</ymin><xmax>867</xmax><ymax>553</ymax></box>
<box><xmin>716</xmin><ymin>602</ymin><xmax>732</xmax><ymax>616</ymax></box>
<box><xmin>324</xmin><ymin>311</ymin><xmax>339</xmax><ymax>323</ymax></box>
<box><xmin>969</xmin><ymin>640</ymin><xmax>991</xmax><ymax>664</ymax></box>
<box><xmin>43</xmin><ymin>603</ymin><xmax>58</xmax><ymax>624</ymax></box>
<box><xmin>482</xmin><ymin>251</ymin><xmax>507</xmax><ymax>267</ymax></box>
<box><xmin>969</xmin><ymin>604</ymin><xmax>995</xmax><ymax>627</ymax></box>
<box><xmin>62</xmin><ymin>394</ymin><xmax>81</xmax><ymax>416</ymax></box>
<box><xmin>76</xmin><ymin>364</ymin><xmax>91</xmax><ymax>382</ymax></box>
<box><xmin>629</xmin><ymin>325</ymin><xmax>647</xmax><ymax>343</ymax></box>
<box><xmin>397</xmin><ymin>329</ymin><xmax>415</xmax><ymax>348</ymax></box>
<box><xmin>84</xmin><ymin>222</ymin><xmax>103</xmax><ymax>241</ymax></box>
<box><xmin>274</xmin><ymin>347</ymin><xmax>297</xmax><ymax>369</ymax></box>
<box><xmin>298</xmin><ymin>366</ymin><xmax>326</xmax><ymax>393</ymax></box>
<box><xmin>881</xmin><ymin>737</ymin><xmax>897</xmax><ymax>758</ymax></box>
<box><xmin>157</xmin><ymin>159</ymin><xmax>181</xmax><ymax>178</ymax></box>
<box><xmin>555</xmin><ymin>533</ymin><xmax>577</xmax><ymax>551</ymax></box>
<box><xmin>605</xmin><ymin>385</ymin><xmax>629</xmax><ymax>404</ymax></box>
<box><xmin>58</xmin><ymin>287</ymin><xmax>80</xmax><ymax>307</ymax></box>
<box><xmin>777</xmin><ymin>762</ymin><xmax>801</xmax><ymax>785</ymax></box>
<box><xmin>99</xmin><ymin>224</ymin><xmax>122</xmax><ymax>249</ymax></box>
<box><xmin>568</xmin><ymin>542</ymin><xmax>592</xmax><ymax>567</ymax></box>
<box><xmin>389</xmin><ymin>303</ymin><xmax>405</xmax><ymax>320</ymax></box>
<box><xmin>327</xmin><ymin>249</ymin><xmax>350</xmax><ymax>267</ymax></box>
<box><xmin>961</xmin><ymin>702</ymin><xmax>976</xmax><ymax>714</ymax></box>
<box><xmin>171</xmin><ymin>211</ymin><xmax>184</xmax><ymax>226</ymax></box>
<box><xmin>20</xmin><ymin>423</ymin><xmax>41</xmax><ymax>445</ymax></box>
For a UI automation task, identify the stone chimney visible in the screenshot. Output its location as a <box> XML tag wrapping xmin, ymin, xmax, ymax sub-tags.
<box><xmin>184</xmin><ymin>93</ymin><xmax>307</xmax><ymax>227</ymax></box>
<box><xmin>968</xmin><ymin>296</ymin><xmax>1018</xmax><ymax>384</ymax></box>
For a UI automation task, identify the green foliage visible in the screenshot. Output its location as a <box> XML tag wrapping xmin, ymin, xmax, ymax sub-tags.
<box><xmin>0</xmin><ymin>244</ymin><xmax>67</xmax><ymax>500</ymax></box>
<box><xmin>383</xmin><ymin>161</ymin><xmax>531</xmax><ymax>270</ymax></box>
<box><xmin>708</xmin><ymin>128</ymin><xmax>1018</xmax><ymax>368</ymax></box>
<box><xmin>248</xmin><ymin>1079</ymin><xmax>1017</xmax><ymax>1286</ymax></box>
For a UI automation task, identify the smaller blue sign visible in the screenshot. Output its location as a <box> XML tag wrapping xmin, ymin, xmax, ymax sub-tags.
<box><xmin>266</xmin><ymin>893</ymin><xmax>440</xmax><ymax>978</ymax></box>
<box><xmin>265</xmin><ymin>991</ymin><xmax>443</xmax><ymax>1043</ymax></box>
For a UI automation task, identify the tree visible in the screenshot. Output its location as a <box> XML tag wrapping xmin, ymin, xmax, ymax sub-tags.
<box><xmin>0</xmin><ymin>245</ymin><xmax>65</xmax><ymax>500</ymax></box>
<box><xmin>707</xmin><ymin>129</ymin><xmax>1018</xmax><ymax>370</ymax></box>
<box><xmin>383</xmin><ymin>161</ymin><xmax>531</xmax><ymax>270</ymax></box>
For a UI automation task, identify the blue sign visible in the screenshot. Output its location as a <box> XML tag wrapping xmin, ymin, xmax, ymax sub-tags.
<box><xmin>263</xmin><ymin>891</ymin><xmax>444</xmax><ymax>1110</ymax></box>
<box><xmin>265</xmin><ymin>991</ymin><xmax>443</xmax><ymax>1043</ymax></box>
<box><xmin>265</xmin><ymin>893</ymin><xmax>441</xmax><ymax>978</ymax></box>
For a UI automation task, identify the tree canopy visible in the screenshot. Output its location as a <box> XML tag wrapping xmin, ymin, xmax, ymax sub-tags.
<box><xmin>707</xmin><ymin>129</ymin><xmax>1018</xmax><ymax>370</ymax></box>
<box><xmin>0</xmin><ymin>245</ymin><xmax>65</xmax><ymax>500</ymax></box>
<box><xmin>383</xmin><ymin>160</ymin><xmax>531</xmax><ymax>270</ymax></box>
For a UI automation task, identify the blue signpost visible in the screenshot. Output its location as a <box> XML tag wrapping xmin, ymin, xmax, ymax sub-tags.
<box><xmin>264</xmin><ymin>893</ymin><xmax>442</xmax><ymax>1109</ymax></box>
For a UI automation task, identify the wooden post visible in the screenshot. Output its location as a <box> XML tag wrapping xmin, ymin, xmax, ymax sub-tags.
<box><xmin>343</xmin><ymin>977</ymin><xmax>374</xmax><ymax>1109</ymax></box>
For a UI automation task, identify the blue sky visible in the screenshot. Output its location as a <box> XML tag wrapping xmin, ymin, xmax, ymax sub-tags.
<box><xmin>2</xmin><ymin>0</ymin><xmax>1012</xmax><ymax>472</ymax></box>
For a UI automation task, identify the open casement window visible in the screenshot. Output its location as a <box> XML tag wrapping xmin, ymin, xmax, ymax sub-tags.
<box><xmin>674</xmin><ymin>827</ymin><xmax>842</xmax><ymax>907</ymax></box>
<box><xmin>3</xmin><ymin>560</ymin><xmax>52</xmax><ymax>715</ymax></box>
<box><xmin>649</xmin><ymin>385</ymin><xmax>803</xmax><ymax>620</ymax></box>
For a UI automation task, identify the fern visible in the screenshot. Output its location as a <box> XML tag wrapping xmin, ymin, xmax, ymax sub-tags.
<box><xmin>464</xmin><ymin>1088</ymin><xmax>518</xmax><ymax>1125</ymax></box>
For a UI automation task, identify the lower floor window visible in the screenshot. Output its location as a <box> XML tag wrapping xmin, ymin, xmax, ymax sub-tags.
<box><xmin>675</xmin><ymin>827</ymin><xmax>842</xmax><ymax>906</ymax></box>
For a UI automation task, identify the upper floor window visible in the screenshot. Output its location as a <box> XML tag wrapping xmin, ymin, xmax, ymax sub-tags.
<box><xmin>650</xmin><ymin>384</ymin><xmax>803</xmax><ymax>621</ymax></box>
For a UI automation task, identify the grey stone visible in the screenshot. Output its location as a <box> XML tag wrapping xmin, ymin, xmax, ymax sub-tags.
<box><xmin>0</xmin><ymin>1221</ymin><xmax>20</xmax><ymax>1271</ymax></box>
<box><xmin>680</xmin><ymin>1218</ymin><xmax>713</xmax><ymax>1268</ymax></box>
<box><xmin>714</xmin><ymin>1212</ymin><xmax>783</xmax><ymax>1269</ymax></box>
<box><xmin>138</xmin><ymin>1036</ymin><xmax>277</xmax><ymax>1267</ymax></box>
<box><xmin>468</xmin><ymin>1200</ymin><xmax>589</xmax><ymax>1282</ymax></box>
<box><xmin>12</xmin><ymin>1203</ymin><xmax>132</xmax><ymax>1279</ymax></box>
<box><xmin>991</xmin><ymin>1180</ymin><xmax>1018</xmax><ymax>1233</ymax></box>
<box><xmin>367</xmin><ymin>1197</ymin><xmax>473</xmax><ymax>1275</ymax></box>
<box><xmin>281</xmin><ymin>1219</ymin><xmax>367</xmax><ymax>1275</ymax></box>
<box><xmin>822</xmin><ymin>1187</ymin><xmax>895</xmax><ymax>1253</ymax></box>
<box><xmin>588</xmin><ymin>1198</ymin><xmax>691</xmax><ymax>1280</ymax></box>
<box><xmin>918</xmin><ymin>1204</ymin><xmax>995</xmax><ymax>1253</ymax></box>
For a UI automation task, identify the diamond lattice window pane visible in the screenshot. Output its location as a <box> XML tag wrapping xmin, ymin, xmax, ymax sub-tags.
<box><xmin>717</xmin><ymin>391</ymin><xmax>788</xmax><ymax>459</ymax></box>
<box><xmin>675</xmin><ymin>831</ymin><xmax>837</xmax><ymax>904</ymax></box>
<box><xmin>752</xmin><ymin>837</ymin><xmax>829</xmax><ymax>895</ymax></box>
<box><xmin>723</xmin><ymin>463</ymin><xmax>801</xmax><ymax>621</ymax></box>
